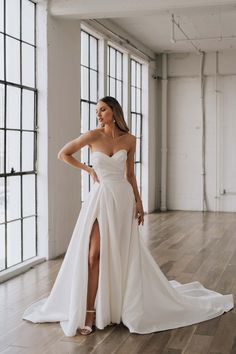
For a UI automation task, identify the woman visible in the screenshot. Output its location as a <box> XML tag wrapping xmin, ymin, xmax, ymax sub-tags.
<box><xmin>57</xmin><ymin>95</ymin><xmax>144</xmax><ymax>335</ymax></box>
<box><xmin>22</xmin><ymin>96</ymin><xmax>234</xmax><ymax>337</ymax></box>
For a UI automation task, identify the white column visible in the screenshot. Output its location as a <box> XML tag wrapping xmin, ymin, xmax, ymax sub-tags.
<box><xmin>46</xmin><ymin>16</ymin><xmax>81</xmax><ymax>258</ymax></box>
<box><xmin>160</xmin><ymin>53</ymin><xmax>168</xmax><ymax>211</ymax></box>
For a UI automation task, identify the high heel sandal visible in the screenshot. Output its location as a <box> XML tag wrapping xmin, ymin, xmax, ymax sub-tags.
<box><xmin>79</xmin><ymin>310</ymin><xmax>96</xmax><ymax>335</ymax></box>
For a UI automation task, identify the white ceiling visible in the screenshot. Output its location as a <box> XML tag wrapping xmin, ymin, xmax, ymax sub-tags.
<box><xmin>50</xmin><ymin>0</ymin><xmax>236</xmax><ymax>53</ymax></box>
<box><xmin>111</xmin><ymin>5</ymin><xmax>236</xmax><ymax>53</ymax></box>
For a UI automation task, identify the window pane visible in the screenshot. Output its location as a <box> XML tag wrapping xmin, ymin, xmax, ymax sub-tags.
<box><xmin>22</xmin><ymin>89</ymin><xmax>35</xmax><ymax>130</ymax></box>
<box><xmin>136</xmin><ymin>114</ymin><xmax>141</xmax><ymax>138</ymax></box>
<box><xmin>7</xmin><ymin>176</ymin><xmax>21</xmax><ymax>221</ymax></box>
<box><xmin>0</xmin><ymin>130</ymin><xmax>4</xmax><ymax>174</ymax></box>
<box><xmin>22</xmin><ymin>43</ymin><xmax>35</xmax><ymax>87</ymax></box>
<box><xmin>131</xmin><ymin>60</ymin><xmax>136</xmax><ymax>86</ymax></box>
<box><xmin>116</xmin><ymin>81</ymin><xmax>122</xmax><ymax>105</ymax></box>
<box><xmin>131</xmin><ymin>113</ymin><xmax>136</xmax><ymax>136</ymax></box>
<box><xmin>7</xmin><ymin>220</ymin><xmax>21</xmax><ymax>267</ymax></box>
<box><xmin>90</xmin><ymin>104</ymin><xmax>97</xmax><ymax>130</ymax></box>
<box><xmin>137</xmin><ymin>63</ymin><xmax>141</xmax><ymax>88</ymax></box>
<box><xmin>6</xmin><ymin>86</ymin><xmax>21</xmax><ymax>129</ymax></box>
<box><xmin>109</xmin><ymin>47</ymin><xmax>115</xmax><ymax>77</ymax></box>
<box><xmin>107</xmin><ymin>47</ymin><xmax>110</xmax><ymax>74</ymax></box>
<box><xmin>81</xmin><ymin>31</ymin><xmax>89</xmax><ymax>67</ymax></box>
<box><xmin>117</xmin><ymin>52</ymin><xmax>122</xmax><ymax>80</ymax></box>
<box><xmin>81</xmin><ymin>66</ymin><xmax>89</xmax><ymax>100</ymax></box>
<box><xmin>90</xmin><ymin>36</ymin><xmax>97</xmax><ymax>70</ymax></box>
<box><xmin>0</xmin><ymin>0</ymin><xmax>4</xmax><ymax>32</ymax></box>
<box><xmin>81</xmin><ymin>145</ymin><xmax>88</xmax><ymax>164</ymax></box>
<box><xmin>0</xmin><ymin>34</ymin><xmax>4</xmax><ymax>80</ymax></box>
<box><xmin>90</xmin><ymin>70</ymin><xmax>97</xmax><ymax>102</ymax></box>
<box><xmin>136</xmin><ymin>163</ymin><xmax>141</xmax><ymax>190</ymax></box>
<box><xmin>137</xmin><ymin>89</ymin><xmax>141</xmax><ymax>114</ymax></box>
<box><xmin>0</xmin><ymin>84</ymin><xmax>4</xmax><ymax>128</ymax></box>
<box><xmin>81</xmin><ymin>101</ymin><xmax>89</xmax><ymax>133</ymax></box>
<box><xmin>6</xmin><ymin>130</ymin><xmax>20</xmax><ymax>173</ymax></box>
<box><xmin>22</xmin><ymin>0</ymin><xmax>35</xmax><ymax>45</ymax></box>
<box><xmin>131</xmin><ymin>86</ymin><xmax>136</xmax><ymax>112</ymax></box>
<box><xmin>23</xmin><ymin>216</ymin><xmax>36</xmax><ymax>260</ymax></box>
<box><xmin>6</xmin><ymin>0</ymin><xmax>20</xmax><ymax>39</ymax></box>
<box><xmin>6</xmin><ymin>37</ymin><xmax>20</xmax><ymax>84</ymax></box>
<box><xmin>0</xmin><ymin>223</ymin><xmax>5</xmax><ymax>270</ymax></box>
<box><xmin>22</xmin><ymin>132</ymin><xmax>34</xmax><ymax>171</ymax></box>
<box><xmin>136</xmin><ymin>138</ymin><xmax>141</xmax><ymax>161</ymax></box>
<box><xmin>23</xmin><ymin>174</ymin><xmax>35</xmax><ymax>216</ymax></box>
<box><xmin>107</xmin><ymin>76</ymin><xmax>110</xmax><ymax>94</ymax></box>
<box><xmin>109</xmin><ymin>77</ymin><xmax>116</xmax><ymax>98</ymax></box>
<box><xmin>0</xmin><ymin>177</ymin><xmax>4</xmax><ymax>223</ymax></box>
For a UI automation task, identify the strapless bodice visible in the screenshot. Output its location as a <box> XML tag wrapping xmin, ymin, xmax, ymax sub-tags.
<box><xmin>91</xmin><ymin>149</ymin><xmax>127</xmax><ymax>182</ymax></box>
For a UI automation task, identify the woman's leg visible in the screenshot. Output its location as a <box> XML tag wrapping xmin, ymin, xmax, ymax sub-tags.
<box><xmin>85</xmin><ymin>219</ymin><xmax>100</xmax><ymax>326</ymax></box>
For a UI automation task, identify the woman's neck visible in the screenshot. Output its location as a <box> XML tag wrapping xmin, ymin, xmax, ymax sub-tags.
<box><xmin>104</xmin><ymin>123</ymin><xmax>120</xmax><ymax>139</ymax></box>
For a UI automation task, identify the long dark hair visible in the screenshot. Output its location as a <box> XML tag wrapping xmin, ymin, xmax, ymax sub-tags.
<box><xmin>98</xmin><ymin>96</ymin><xmax>129</xmax><ymax>133</ymax></box>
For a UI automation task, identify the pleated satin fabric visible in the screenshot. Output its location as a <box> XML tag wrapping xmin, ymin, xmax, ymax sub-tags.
<box><xmin>22</xmin><ymin>150</ymin><xmax>234</xmax><ymax>336</ymax></box>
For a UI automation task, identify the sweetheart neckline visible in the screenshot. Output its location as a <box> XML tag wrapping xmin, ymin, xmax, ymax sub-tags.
<box><xmin>91</xmin><ymin>149</ymin><xmax>128</xmax><ymax>158</ymax></box>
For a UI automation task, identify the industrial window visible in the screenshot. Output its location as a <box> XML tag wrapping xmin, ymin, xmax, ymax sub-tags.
<box><xmin>0</xmin><ymin>0</ymin><xmax>37</xmax><ymax>272</ymax></box>
<box><xmin>80</xmin><ymin>30</ymin><xmax>98</xmax><ymax>202</ymax></box>
<box><xmin>107</xmin><ymin>45</ymin><xmax>123</xmax><ymax>105</ymax></box>
<box><xmin>130</xmin><ymin>59</ymin><xmax>142</xmax><ymax>195</ymax></box>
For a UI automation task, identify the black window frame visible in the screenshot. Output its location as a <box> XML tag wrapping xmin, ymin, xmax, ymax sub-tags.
<box><xmin>80</xmin><ymin>29</ymin><xmax>99</xmax><ymax>202</ymax></box>
<box><xmin>0</xmin><ymin>0</ymin><xmax>38</xmax><ymax>272</ymax></box>
<box><xmin>107</xmin><ymin>45</ymin><xmax>123</xmax><ymax>105</ymax></box>
<box><xmin>130</xmin><ymin>58</ymin><xmax>142</xmax><ymax>196</ymax></box>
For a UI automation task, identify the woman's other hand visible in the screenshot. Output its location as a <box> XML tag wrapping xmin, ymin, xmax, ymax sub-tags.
<box><xmin>135</xmin><ymin>199</ymin><xmax>144</xmax><ymax>225</ymax></box>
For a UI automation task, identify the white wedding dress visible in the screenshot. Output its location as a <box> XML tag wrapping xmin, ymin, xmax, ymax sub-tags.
<box><xmin>22</xmin><ymin>149</ymin><xmax>234</xmax><ymax>337</ymax></box>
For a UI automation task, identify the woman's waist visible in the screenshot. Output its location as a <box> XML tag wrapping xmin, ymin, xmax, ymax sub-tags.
<box><xmin>96</xmin><ymin>172</ymin><xmax>127</xmax><ymax>182</ymax></box>
<box><xmin>99</xmin><ymin>176</ymin><xmax>128</xmax><ymax>183</ymax></box>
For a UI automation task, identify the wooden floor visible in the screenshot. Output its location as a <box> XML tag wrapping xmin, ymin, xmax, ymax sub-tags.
<box><xmin>1</xmin><ymin>211</ymin><xmax>236</xmax><ymax>354</ymax></box>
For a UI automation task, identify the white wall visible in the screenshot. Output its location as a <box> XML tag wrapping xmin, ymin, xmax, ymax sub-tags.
<box><xmin>46</xmin><ymin>16</ymin><xmax>81</xmax><ymax>258</ymax></box>
<box><xmin>166</xmin><ymin>51</ymin><xmax>236</xmax><ymax>212</ymax></box>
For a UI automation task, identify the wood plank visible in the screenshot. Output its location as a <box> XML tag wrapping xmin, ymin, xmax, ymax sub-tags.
<box><xmin>115</xmin><ymin>332</ymin><xmax>152</xmax><ymax>354</ymax></box>
<box><xmin>90</xmin><ymin>324</ymin><xmax>130</xmax><ymax>353</ymax></box>
<box><xmin>207</xmin><ymin>312</ymin><xmax>236</xmax><ymax>354</ymax></box>
<box><xmin>195</xmin><ymin>316</ymin><xmax>221</xmax><ymax>336</ymax></box>
<box><xmin>183</xmin><ymin>334</ymin><xmax>212</xmax><ymax>354</ymax></box>
<box><xmin>136</xmin><ymin>331</ymin><xmax>172</xmax><ymax>354</ymax></box>
<box><xmin>165</xmin><ymin>325</ymin><xmax>196</xmax><ymax>351</ymax></box>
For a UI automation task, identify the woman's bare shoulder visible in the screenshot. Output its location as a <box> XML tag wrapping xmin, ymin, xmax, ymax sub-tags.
<box><xmin>126</xmin><ymin>132</ymin><xmax>136</xmax><ymax>143</ymax></box>
<box><xmin>81</xmin><ymin>128</ymin><xmax>103</xmax><ymax>139</ymax></box>
<box><xmin>90</xmin><ymin>128</ymin><xmax>104</xmax><ymax>136</ymax></box>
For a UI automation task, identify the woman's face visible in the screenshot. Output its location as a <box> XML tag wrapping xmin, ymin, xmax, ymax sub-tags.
<box><xmin>96</xmin><ymin>101</ymin><xmax>113</xmax><ymax>126</ymax></box>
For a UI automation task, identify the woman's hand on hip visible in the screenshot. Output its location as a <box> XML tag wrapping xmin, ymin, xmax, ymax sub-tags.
<box><xmin>89</xmin><ymin>168</ymin><xmax>100</xmax><ymax>184</ymax></box>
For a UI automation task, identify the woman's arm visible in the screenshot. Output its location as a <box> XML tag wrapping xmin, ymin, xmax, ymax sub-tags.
<box><xmin>57</xmin><ymin>131</ymin><xmax>99</xmax><ymax>183</ymax></box>
<box><xmin>125</xmin><ymin>136</ymin><xmax>144</xmax><ymax>225</ymax></box>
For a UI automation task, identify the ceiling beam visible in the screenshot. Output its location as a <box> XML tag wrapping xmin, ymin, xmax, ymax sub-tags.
<box><xmin>50</xmin><ymin>0</ymin><xmax>236</xmax><ymax>18</ymax></box>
